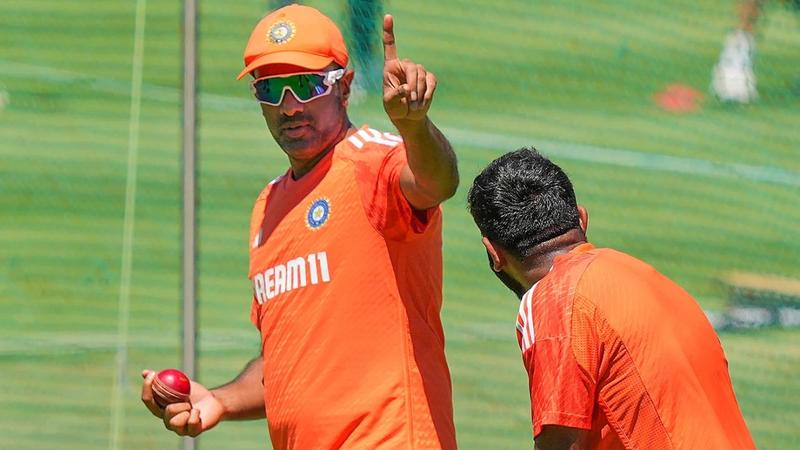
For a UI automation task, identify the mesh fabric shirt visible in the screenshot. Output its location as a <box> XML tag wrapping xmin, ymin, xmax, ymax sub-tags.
<box><xmin>515</xmin><ymin>243</ymin><xmax>755</xmax><ymax>449</ymax></box>
<box><xmin>248</xmin><ymin>126</ymin><xmax>456</xmax><ymax>450</ymax></box>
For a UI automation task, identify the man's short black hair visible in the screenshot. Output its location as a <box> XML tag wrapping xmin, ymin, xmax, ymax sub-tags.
<box><xmin>467</xmin><ymin>148</ymin><xmax>580</xmax><ymax>258</ymax></box>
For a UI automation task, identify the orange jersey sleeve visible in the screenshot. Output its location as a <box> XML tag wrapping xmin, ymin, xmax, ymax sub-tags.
<box><xmin>516</xmin><ymin>250</ymin><xmax>598</xmax><ymax>435</ymax></box>
<box><xmin>248</xmin><ymin>177</ymin><xmax>286</xmax><ymax>330</ymax></box>
<box><xmin>345</xmin><ymin>127</ymin><xmax>438</xmax><ymax>240</ymax></box>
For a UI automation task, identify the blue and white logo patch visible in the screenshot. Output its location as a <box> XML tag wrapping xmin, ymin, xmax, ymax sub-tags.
<box><xmin>306</xmin><ymin>198</ymin><xmax>330</xmax><ymax>230</ymax></box>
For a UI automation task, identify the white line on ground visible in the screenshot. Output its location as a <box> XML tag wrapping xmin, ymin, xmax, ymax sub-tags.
<box><xmin>443</xmin><ymin>128</ymin><xmax>800</xmax><ymax>187</ymax></box>
<box><xmin>109</xmin><ymin>1</ymin><xmax>147</xmax><ymax>449</ymax></box>
<box><xmin>1</xmin><ymin>59</ymin><xmax>798</xmax><ymax>187</ymax></box>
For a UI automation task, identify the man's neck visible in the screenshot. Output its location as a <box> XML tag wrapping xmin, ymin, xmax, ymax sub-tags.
<box><xmin>521</xmin><ymin>229</ymin><xmax>587</xmax><ymax>288</ymax></box>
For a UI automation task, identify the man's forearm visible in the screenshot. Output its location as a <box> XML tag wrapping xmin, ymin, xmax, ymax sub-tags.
<box><xmin>211</xmin><ymin>356</ymin><xmax>266</xmax><ymax>421</ymax></box>
<box><xmin>394</xmin><ymin>117</ymin><xmax>459</xmax><ymax>209</ymax></box>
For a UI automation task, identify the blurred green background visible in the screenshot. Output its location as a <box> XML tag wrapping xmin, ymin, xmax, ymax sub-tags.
<box><xmin>1</xmin><ymin>0</ymin><xmax>798</xmax><ymax>448</ymax></box>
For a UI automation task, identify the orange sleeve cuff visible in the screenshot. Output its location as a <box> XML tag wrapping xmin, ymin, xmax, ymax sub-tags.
<box><xmin>533</xmin><ymin>411</ymin><xmax>593</xmax><ymax>437</ymax></box>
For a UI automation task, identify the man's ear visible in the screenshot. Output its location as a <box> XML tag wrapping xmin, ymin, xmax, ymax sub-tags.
<box><xmin>482</xmin><ymin>236</ymin><xmax>506</xmax><ymax>272</ymax></box>
<box><xmin>577</xmin><ymin>205</ymin><xmax>589</xmax><ymax>233</ymax></box>
<box><xmin>340</xmin><ymin>69</ymin><xmax>355</xmax><ymax>105</ymax></box>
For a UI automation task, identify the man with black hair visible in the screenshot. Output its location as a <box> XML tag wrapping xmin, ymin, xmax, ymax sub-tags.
<box><xmin>467</xmin><ymin>148</ymin><xmax>755</xmax><ymax>450</ymax></box>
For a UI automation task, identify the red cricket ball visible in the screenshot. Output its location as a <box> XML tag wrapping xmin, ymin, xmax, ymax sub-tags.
<box><xmin>151</xmin><ymin>368</ymin><xmax>191</xmax><ymax>408</ymax></box>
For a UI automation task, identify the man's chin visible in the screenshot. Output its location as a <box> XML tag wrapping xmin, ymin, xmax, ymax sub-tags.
<box><xmin>278</xmin><ymin>138</ymin><xmax>314</xmax><ymax>154</ymax></box>
<box><xmin>486</xmin><ymin>252</ymin><xmax>527</xmax><ymax>299</ymax></box>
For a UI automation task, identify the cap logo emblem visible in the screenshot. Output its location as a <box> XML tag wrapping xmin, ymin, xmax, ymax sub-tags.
<box><xmin>267</xmin><ymin>20</ymin><xmax>296</xmax><ymax>45</ymax></box>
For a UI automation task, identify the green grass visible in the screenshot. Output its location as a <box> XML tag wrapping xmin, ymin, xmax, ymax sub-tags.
<box><xmin>1</xmin><ymin>0</ymin><xmax>799</xmax><ymax>448</ymax></box>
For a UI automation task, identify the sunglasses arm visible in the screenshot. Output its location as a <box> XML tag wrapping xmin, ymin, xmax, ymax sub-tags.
<box><xmin>324</xmin><ymin>69</ymin><xmax>345</xmax><ymax>86</ymax></box>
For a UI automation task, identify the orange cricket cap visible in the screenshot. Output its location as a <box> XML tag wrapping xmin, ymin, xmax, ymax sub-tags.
<box><xmin>237</xmin><ymin>4</ymin><xmax>350</xmax><ymax>80</ymax></box>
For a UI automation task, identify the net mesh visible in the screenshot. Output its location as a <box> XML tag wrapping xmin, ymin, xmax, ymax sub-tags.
<box><xmin>1</xmin><ymin>0</ymin><xmax>798</xmax><ymax>448</ymax></box>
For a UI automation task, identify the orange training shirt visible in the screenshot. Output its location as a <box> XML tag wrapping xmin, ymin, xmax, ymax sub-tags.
<box><xmin>248</xmin><ymin>126</ymin><xmax>456</xmax><ymax>450</ymax></box>
<box><xmin>515</xmin><ymin>243</ymin><xmax>756</xmax><ymax>449</ymax></box>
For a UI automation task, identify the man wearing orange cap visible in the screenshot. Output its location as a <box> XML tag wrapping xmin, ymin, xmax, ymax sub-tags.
<box><xmin>141</xmin><ymin>4</ymin><xmax>459</xmax><ymax>449</ymax></box>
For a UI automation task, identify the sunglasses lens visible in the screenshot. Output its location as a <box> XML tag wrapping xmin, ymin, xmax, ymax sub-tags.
<box><xmin>252</xmin><ymin>78</ymin><xmax>282</xmax><ymax>104</ymax></box>
<box><xmin>253</xmin><ymin>73</ymin><xmax>329</xmax><ymax>105</ymax></box>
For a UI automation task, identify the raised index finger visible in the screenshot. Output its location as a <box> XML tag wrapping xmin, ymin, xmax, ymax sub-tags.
<box><xmin>382</xmin><ymin>14</ymin><xmax>398</xmax><ymax>61</ymax></box>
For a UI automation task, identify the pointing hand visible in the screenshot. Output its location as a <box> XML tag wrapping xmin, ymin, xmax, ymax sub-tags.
<box><xmin>382</xmin><ymin>15</ymin><xmax>437</xmax><ymax>122</ymax></box>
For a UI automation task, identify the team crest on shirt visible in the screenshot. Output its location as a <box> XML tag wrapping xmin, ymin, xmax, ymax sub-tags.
<box><xmin>306</xmin><ymin>198</ymin><xmax>330</xmax><ymax>230</ymax></box>
<box><xmin>267</xmin><ymin>20</ymin><xmax>296</xmax><ymax>45</ymax></box>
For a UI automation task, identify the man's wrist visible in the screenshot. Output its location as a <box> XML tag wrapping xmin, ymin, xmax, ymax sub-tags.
<box><xmin>391</xmin><ymin>115</ymin><xmax>430</xmax><ymax>136</ymax></box>
<box><xmin>209</xmin><ymin>388</ymin><xmax>231</xmax><ymax>421</ymax></box>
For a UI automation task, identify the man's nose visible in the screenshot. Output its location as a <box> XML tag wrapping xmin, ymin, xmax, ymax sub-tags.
<box><xmin>280</xmin><ymin>90</ymin><xmax>304</xmax><ymax>116</ymax></box>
